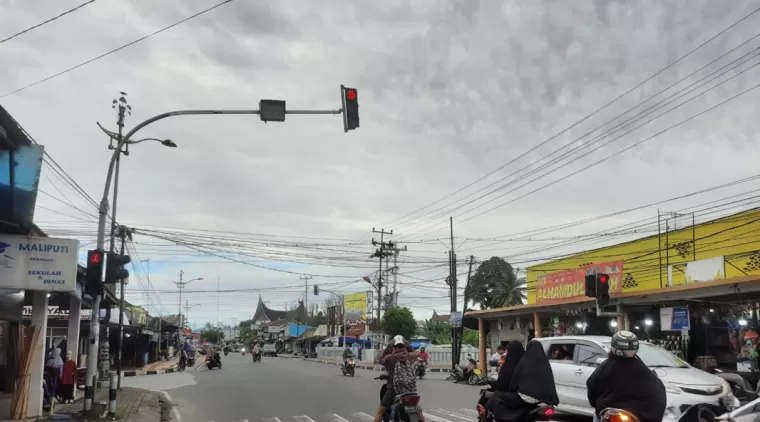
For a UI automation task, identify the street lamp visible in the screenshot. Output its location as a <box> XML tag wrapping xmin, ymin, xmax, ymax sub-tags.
<box><xmin>173</xmin><ymin>271</ymin><xmax>203</xmax><ymax>330</ymax></box>
<box><xmin>183</xmin><ymin>303</ymin><xmax>201</xmax><ymax>332</ymax></box>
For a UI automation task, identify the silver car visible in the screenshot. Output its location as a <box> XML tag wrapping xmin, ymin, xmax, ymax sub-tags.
<box><xmin>535</xmin><ymin>336</ymin><xmax>735</xmax><ymax>420</ymax></box>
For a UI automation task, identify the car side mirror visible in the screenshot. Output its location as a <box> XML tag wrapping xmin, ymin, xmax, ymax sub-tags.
<box><xmin>596</xmin><ymin>357</ymin><xmax>607</xmax><ymax>366</ymax></box>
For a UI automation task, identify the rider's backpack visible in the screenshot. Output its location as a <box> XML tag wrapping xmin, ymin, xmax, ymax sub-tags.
<box><xmin>392</xmin><ymin>355</ymin><xmax>417</xmax><ymax>394</ymax></box>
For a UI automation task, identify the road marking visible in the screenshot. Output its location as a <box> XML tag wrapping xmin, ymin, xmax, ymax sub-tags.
<box><xmin>294</xmin><ymin>416</ymin><xmax>316</xmax><ymax>422</ymax></box>
<box><xmin>351</xmin><ymin>412</ymin><xmax>376</xmax><ymax>422</ymax></box>
<box><xmin>326</xmin><ymin>414</ymin><xmax>351</xmax><ymax>422</ymax></box>
<box><xmin>430</xmin><ymin>409</ymin><xmax>472</xmax><ymax>420</ymax></box>
<box><xmin>262</xmin><ymin>418</ymin><xmax>282</xmax><ymax>422</ymax></box>
<box><xmin>457</xmin><ymin>408</ymin><xmax>478</xmax><ymax>416</ymax></box>
<box><xmin>422</xmin><ymin>413</ymin><xmax>456</xmax><ymax>422</ymax></box>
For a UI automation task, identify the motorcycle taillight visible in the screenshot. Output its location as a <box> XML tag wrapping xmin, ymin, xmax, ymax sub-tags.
<box><xmin>542</xmin><ymin>408</ymin><xmax>555</xmax><ymax>417</ymax></box>
<box><xmin>402</xmin><ymin>396</ymin><xmax>420</xmax><ymax>406</ymax></box>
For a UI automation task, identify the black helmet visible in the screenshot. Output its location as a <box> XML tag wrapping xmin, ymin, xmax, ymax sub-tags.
<box><xmin>611</xmin><ymin>330</ymin><xmax>639</xmax><ymax>358</ymax></box>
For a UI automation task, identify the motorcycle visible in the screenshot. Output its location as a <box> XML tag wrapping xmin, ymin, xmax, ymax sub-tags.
<box><xmin>241</xmin><ymin>347</ymin><xmax>246</xmax><ymax>356</ymax></box>
<box><xmin>415</xmin><ymin>357</ymin><xmax>426</xmax><ymax>379</ymax></box>
<box><xmin>711</xmin><ymin>369</ymin><xmax>759</xmax><ymax>406</ymax></box>
<box><xmin>187</xmin><ymin>350</ymin><xmax>196</xmax><ymax>368</ymax></box>
<box><xmin>205</xmin><ymin>354</ymin><xmax>222</xmax><ymax>370</ymax></box>
<box><xmin>476</xmin><ymin>374</ymin><xmax>556</xmax><ymax>422</ymax></box>
<box><xmin>374</xmin><ymin>374</ymin><xmax>423</xmax><ymax>422</ymax></box>
<box><xmin>341</xmin><ymin>358</ymin><xmax>356</xmax><ymax>377</ymax></box>
<box><xmin>451</xmin><ymin>355</ymin><xmax>483</xmax><ymax>385</ymax></box>
<box><xmin>252</xmin><ymin>351</ymin><xmax>262</xmax><ymax>363</ymax></box>
<box><xmin>76</xmin><ymin>367</ymin><xmax>86</xmax><ymax>390</ymax></box>
<box><xmin>223</xmin><ymin>348</ymin><xmax>229</xmax><ymax>356</ymax></box>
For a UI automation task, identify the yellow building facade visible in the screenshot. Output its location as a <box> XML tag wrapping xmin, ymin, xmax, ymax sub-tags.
<box><xmin>526</xmin><ymin>208</ymin><xmax>760</xmax><ymax>305</ymax></box>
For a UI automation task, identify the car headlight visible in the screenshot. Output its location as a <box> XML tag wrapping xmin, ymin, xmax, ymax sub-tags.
<box><xmin>663</xmin><ymin>382</ymin><xmax>682</xmax><ymax>394</ymax></box>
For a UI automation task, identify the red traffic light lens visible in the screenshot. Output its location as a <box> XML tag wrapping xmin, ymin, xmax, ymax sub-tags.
<box><xmin>89</xmin><ymin>252</ymin><xmax>102</xmax><ymax>265</ymax></box>
<box><xmin>599</xmin><ymin>274</ymin><xmax>609</xmax><ymax>283</ymax></box>
<box><xmin>347</xmin><ymin>89</ymin><xmax>357</xmax><ymax>101</ymax></box>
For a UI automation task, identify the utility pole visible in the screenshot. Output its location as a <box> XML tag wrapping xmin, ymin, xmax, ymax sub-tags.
<box><xmin>370</xmin><ymin>228</ymin><xmax>394</xmax><ymax>323</ymax></box>
<box><xmin>300</xmin><ymin>276</ymin><xmax>312</xmax><ymax>322</ymax></box>
<box><xmin>115</xmin><ymin>225</ymin><xmax>133</xmax><ymax>389</ymax></box>
<box><xmin>447</xmin><ymin>217</ymin><xmax>458</xmax><ymax>370</ymax></box>
<box><xmin>387</xmin><ymin>243</ymin><xmax>407</xmax><ymax>307</ymax></box>
<box><xmin>173</xmin><ymin>271</ymin><xmax>204</xmax><ymax>334</ymax></box>
<box><xmin>457</xmin><ymin>255</ymin><xmax>475</xmax><ymax>365</ymax></box>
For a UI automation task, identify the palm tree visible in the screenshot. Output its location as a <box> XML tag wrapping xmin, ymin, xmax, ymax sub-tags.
<box><xmin>467</xmin><ymin>257</ymin><xmax>527</xmax><ymax>309</ymax></box>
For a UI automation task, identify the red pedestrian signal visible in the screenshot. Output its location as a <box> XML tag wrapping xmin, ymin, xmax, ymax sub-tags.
<box><xmin>347</xmin><ymin>89</ymin><xmax>357</xmax><ymax>101</ymax></box>
<box><xmin>599</xmin><ymin>274</ymin><xmax>609</xmax><ymax>283</ymax></box>
<box><xmin>85</xmin><ymin>249</ymin><xmax>105</xmax><ymax>297</ymax></box>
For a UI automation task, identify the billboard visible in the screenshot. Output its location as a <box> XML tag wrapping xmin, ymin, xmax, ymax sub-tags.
<box><xmin>344</xmin><ymin>292</ymin><xmax>367</xmax><ymax>323</ymax></box>
<box><xmin>0</xmin><ymin>144</ymin><xmax>44</xmax><ymax>223</ymax></box>
<box><xmin>0</xmin><ymin>234</ymin><xmax>80</xmax><ymax>292</ymax></box>
<box><xmin>535</xmin><ymin>260</ymin><xmax>623</xmax><ymax>304</ymax></box>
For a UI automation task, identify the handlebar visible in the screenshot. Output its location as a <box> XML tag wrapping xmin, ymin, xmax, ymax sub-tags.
<box><xmin>374</xmin><ymin>374</ymin><xmax>389</xmax><ymax>380</ymax></box>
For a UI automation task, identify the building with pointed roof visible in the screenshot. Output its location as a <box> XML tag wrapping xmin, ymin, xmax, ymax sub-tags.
<box><xmin>252</xmin><ymin>296</ymin><xmax>306</xmax><ymax>326</ymax></box>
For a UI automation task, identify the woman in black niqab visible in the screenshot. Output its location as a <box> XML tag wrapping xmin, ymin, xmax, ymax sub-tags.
<box><xmin>508</xmin><ymin>340</ymin><xmax>559</xmax><ymax>405</ymax></box>
<box><xmin>488</xmin><ymin>340</ymin><xmax>559</xmax><ymax>422</ymax></box>
<box><xmin>494</xmin><ymin>341</ymin><xmax>524</xmax><ymax>391</ymax></box>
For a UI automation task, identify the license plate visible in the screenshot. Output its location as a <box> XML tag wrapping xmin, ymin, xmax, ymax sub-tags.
<box><xmin>474</xmin><ymin>368</ymin><xmax>482</xmax><ymax>375</ymax></box>
<box><xmin>404</xmin><ymin>406</ymin><xmax>421</xmax><ymax>413</ymax></box>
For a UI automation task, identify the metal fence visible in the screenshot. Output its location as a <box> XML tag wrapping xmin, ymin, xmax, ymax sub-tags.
<box><xmin>316</xmin><ymin>345</ymin><xmax>491</xmax><ymax>365</ymax></box>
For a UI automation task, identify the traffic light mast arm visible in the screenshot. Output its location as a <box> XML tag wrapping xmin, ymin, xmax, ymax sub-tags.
<box><xmin>595</xmin><ymin>301</ymin><xmax>625</xmax><ymax>317</ymax></box>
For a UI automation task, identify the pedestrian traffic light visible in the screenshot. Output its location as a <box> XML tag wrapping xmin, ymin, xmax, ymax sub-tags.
<box><xmin>85</xmin><ymin>249</ymin><xmax>105</xmax><ymax>297</ymax></box>
<box><xmin>597</xmin><ymin>273</ymin><xmax>610</xmax><ymax>306</ymax></box>
<box><xmin>584</xmin><ymin>274</ymin><xmax>597</xmax><ymax>297</ymax></box>
<box><xmin>104</xmin><ymin>252</ymin><xmax>131</xmax><ymax>283</ymax></box>
<box><xmin>314</xmin><ymin>285</ymin><xmax>319</xmax><ymax>295</ymax></box>
<box><xmin>341</xmin><ymin>85</ymin><xmax>359</xmax><ymax>132</ymax></box>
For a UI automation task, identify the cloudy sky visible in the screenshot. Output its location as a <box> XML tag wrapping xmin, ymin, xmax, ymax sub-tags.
<box><xmin>2</xmin><ymin>0</ymin><xmax>760</xmax><ymax>328</ymax></box>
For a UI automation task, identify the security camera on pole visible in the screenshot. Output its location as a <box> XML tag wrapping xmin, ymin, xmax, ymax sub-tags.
<box><xmin>85</xmin><ymin>86</ymin><xmax>361</xmax><ymax>412</ymax></box>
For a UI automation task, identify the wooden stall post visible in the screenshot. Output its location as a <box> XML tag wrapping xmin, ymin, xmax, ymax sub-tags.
<box><xmin>533</xmin><ymin>312</ymin><xmax>542</xmax><ymax>338</ymax></box>
<box><xmin>478</xmin><ymin>318</ymin><xmax>487</xmax><ymax>374</ymax></box>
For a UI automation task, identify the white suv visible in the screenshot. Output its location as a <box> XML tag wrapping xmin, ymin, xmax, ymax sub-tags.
<box><xmin>535</xmin><ymin>336</ymin><xmax>735</xmax><ymax>420</ymax></box>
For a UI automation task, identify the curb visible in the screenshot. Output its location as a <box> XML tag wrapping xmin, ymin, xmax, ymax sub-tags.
<box><xmin>302</xmin><ymin>358</ymin><xmax>452</xmax><ymax>372</ymax></box>
<box><xmin>122</xmin><ymin>365</ymin><xmax>178</xmax><ymax>377</ymax></box>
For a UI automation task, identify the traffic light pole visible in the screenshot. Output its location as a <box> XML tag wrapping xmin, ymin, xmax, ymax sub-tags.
<box><xmin>88</xmin><ymin>106</ymin><xmax>345</xmax><ymax>412</ymax></box>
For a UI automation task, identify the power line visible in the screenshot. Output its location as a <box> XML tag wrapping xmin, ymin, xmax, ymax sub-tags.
<box><xmin>384</xmin><ymin>7</ymin><xmax>760</xmax><ymax>232</ymax></box>
<box><xmin>0</xmin><ymin>0</ymin><xmax>234</xmax><ymax>99</ymax></box>
<box><xmin>0</xmin><ymin>0</ymin><xmax>98</xmax><ymax>45</ymax></box>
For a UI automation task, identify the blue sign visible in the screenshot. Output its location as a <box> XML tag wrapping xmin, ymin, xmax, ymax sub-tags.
<box><xmin>670</xmin><ymin>306</ymin><xmax>690</xmax><ymax>330</ymax></box>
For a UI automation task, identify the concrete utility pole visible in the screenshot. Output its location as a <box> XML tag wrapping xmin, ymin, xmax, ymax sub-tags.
<box><xmin>87</xmin><ymin>95</ymin><xmax>352</xmax><ymax>412</ymax></box>
<box><xmin>115</xmin><ymin>225</ymin><xmax>133</xmax><ymax>390</ymax></box>
<box><xmin>173</xmin><ymin>271</ymin><xmax>203</xmax><ymax>332</ymax></box>
<box><xmin>300</xmin><ymin>276</ymin><xmax>312</xmax><ymax>322</ymax></box>
<box><xmin>370</xmin><ymin>228</ymin><xmax>394</xmax><ymax>323</ymax></box>
<box><xmin>387</xmin><ymin>243</ymin><xmax>407</xmax><ymax>307</ymax></box>
<box><xmin>447</xmin><ymin>217</ymin><xmax>458</xmax><ymax>370</ymax></box>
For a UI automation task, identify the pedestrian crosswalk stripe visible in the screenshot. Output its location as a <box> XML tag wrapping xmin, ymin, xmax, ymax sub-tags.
<box><xmin>422</xmin><ymin>413</ymin><xmax>456</xmax><ymax>422</ymax></box>
<box><xmin>327</xmin><ymin>414</ymin><xmax>351</xmax><ymax>422</ymax></box>
<box><xmin>350</xmin><ymin>412</ymin><xmax>375</xmax><ymax>422</ymax></box>
<box><xmin>294</xmin><ymin>416</ymin><xmax>317</xmax><ymax>422</ymax></box>
<box><xmin>431</xmin><ymin>409</ymin><xmax>471</xmax><ymax>420</ymax></box>
<box><xmin>457</xmin><ymin>408</ymin><xmax>478</xmax><ymax>416</ymax></box>
<box><xmin>262</xmin><ymin>418</ymin><xmax>282</xmax><ymax>422</ymax></box>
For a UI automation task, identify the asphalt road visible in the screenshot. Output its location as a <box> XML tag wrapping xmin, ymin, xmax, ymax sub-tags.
<box><xmin>123</xmin><ymin>353</ymin><xmax>486</xmax><ymax>422</ymax></box>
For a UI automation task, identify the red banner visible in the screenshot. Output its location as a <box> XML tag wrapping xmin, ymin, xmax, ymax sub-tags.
<box><xmin>535</xmin><ymin>260</ymin><xmax>623</xmax><ymax>304</ymax></box>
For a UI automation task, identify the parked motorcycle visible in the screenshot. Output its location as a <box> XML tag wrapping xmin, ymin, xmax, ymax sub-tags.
<box><xmin>374</xmin><ymin>374</ymin><xmax>423</xmax><ymax>422</ymax></box>
<box><xmin>451</xmin><ymin>354</ymin><xmax>483</xmax><ymax>385</ymax></box>
<box><xmin>711</xmin><ymin>369</ymin><xmax>759</xmax><ymax>406</ymax></box>
<box><xmin>476</xmin><ymin>374</ymin><xmax>556</xmax><ymax>422</ymax></box>
<box><xmin>341</xmin><ymin>358</ymin><xmax>356</xmax><ymax>377</ymax></box>
<box><xmin>187</xmin><ymin>350</ymin><xmax>196</xmax><ymax>368</ymax></box>
<box><xmin>415</xmin><ymin>357</ymin><xmax>426</xmax><ymax>379</ymax></box>
<box><xmin>76</xmin><ymin>368</ymin><xmax>86</xmax><ymax>390</ymax></box>
<box><xmin>205</xmin><ymin>354</ymin><xmax>222</xmax><ymax>370</ymax></box>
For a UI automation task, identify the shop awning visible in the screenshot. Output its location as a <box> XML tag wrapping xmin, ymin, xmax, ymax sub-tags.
<box><xmin>466</xmin><ymin>274</ymin><xmax>760</xmax><ymax>321</ymax></box>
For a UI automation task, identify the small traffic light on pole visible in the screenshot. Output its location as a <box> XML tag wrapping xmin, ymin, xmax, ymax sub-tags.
<box><xmin>341</xmin><ymin>85</ymin><xmax>359</xmax><ymax>132</ymax></box>
<box><xmin>584</xmin><ymin>274</ymin><xmax>597</xmax><ymax>297</ymax></box>
<box><xmin>85</xmin><ymin>249</ymin><xmax>105</xmax><ymax>297</ymax></box>
<box><xmin>597</xmin><ymin>273</ymin><xmax>610</xmax><ymax>306</ymax></box>
<box><xmin>313</xmin><ymin>285</ymin><xmax>319</xmax><ymax>295</ymax></box>
<box><xmin>104</xmin><ymin>252</ymin><xmax>131</xmax><ymax>283</ymax></box>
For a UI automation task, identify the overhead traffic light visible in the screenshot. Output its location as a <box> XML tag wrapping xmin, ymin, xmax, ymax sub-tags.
<box><xmin>341</xmin><ymin>85</ymin><xmax>359</xmax><ymax>132</ymax></box>
<box><xmin>597</xmin><ymin>273</ymin><xmax>610</xmax><ymax>306</ymax></box>
<box><xmin>314</xmin><ymin>285</ymin><xmax>319</xmax><ymax>295</ymax></box>
<box><xmin>85</xmin><ymin>249</ymin><xmax>105</xmax><ymax>297</ymax></box>
<box><xmin>104</xmin><ymin>252</ymin><xmax>131</xmax><ymax>283</ymax></box>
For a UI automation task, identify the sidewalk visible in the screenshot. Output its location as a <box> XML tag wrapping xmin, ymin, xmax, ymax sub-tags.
<box><xmin>304</xmin><ymin>357</ymin><xmax>453</xmax><ymax>372</ymax></box>
<box><xmin>43</xmin><ymin>387</ymin><xmax>170</xmax><ymax>421</ymax></box>
<box><xmin>123</xmin><ymin>357</ymin><xmax>179</xmax><ymax>377</ymax></box>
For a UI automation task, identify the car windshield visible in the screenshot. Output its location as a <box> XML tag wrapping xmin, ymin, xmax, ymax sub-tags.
<box><xmin>602</xmin><ymin>342</ymin><xmax>688</xmax><ymax>368</ymax></box>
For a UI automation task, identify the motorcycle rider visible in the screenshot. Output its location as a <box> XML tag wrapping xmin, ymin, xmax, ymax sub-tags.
<box><xmin>586</xmin><ymin>330</ymin><xmax>666</xmax><ymax>422</ymax></box>
<box><xmin>342</xmin><ymin>344</ymin><xmax>355</xmax><ymax>367</ymax></box>
<box><xmin>374</xmin><ymin>335</ymin><xmax>424</xmax><ymax>422</ymax></box>
<box><xmin>493</xmin><ymin>341</ymin><xmax>524</xmax><ymax>392</ymax></box>
<box><xmin>252</xmin><ymin>342</ymin><xmax>261</xmax><ymax>360</ymax></box>
<box><xmin>417</xmin><ymin>346</ymin><xmax>429</xmax><ymax>371</ymax></box>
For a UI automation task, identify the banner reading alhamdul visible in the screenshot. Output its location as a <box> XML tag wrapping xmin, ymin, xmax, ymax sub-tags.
<box><xmin>344</xmin><ymin>292</ymin><xmax>367</xmax><ymax>323</ymax></box>
<box><xmin>535</xmin><ymin>260</ymin><xmax>623</xmax><ymax>304</ymax></box>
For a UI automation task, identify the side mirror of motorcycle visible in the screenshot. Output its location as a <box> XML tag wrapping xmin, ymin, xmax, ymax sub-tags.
<box><xmin>596</xmin><ymin>357</ymin><xmax>607</xmax><ymax>366</ymax></box>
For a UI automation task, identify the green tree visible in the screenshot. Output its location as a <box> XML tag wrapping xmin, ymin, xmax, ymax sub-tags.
<box><xmin>462</xmin><ymin>328</ymin><xmax>480</xmax><ymax>346</ymax></box>
<box><xmin>421</xmin><ymin>319</ymin><xmax>452</xmax><ymax>345</ymax></box>
<box><xmin>466</xmin><ymin>257</ymin><xmax>526</xmax><ymax>309</ymax></box>
<box><xmin>200</xmin><ymin>322</ymin><xmax>224</xmax><ymax>343</ymax></box>
<box><xmin>380</xmin><ymin>307</ymin><xmax>417</xmax><ymax>340</ymax></box>
<box><xmin>237</xmin><ymin>319</ymin><xmax>259</xmax><ymax>345</ymax></box>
